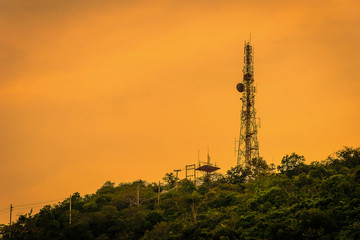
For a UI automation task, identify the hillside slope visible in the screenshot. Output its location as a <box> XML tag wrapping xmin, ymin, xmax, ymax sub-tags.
<box><xmin>1</xmin><ymin>147</ymin><xmax>360</xmax><ymax>240</ymax></box>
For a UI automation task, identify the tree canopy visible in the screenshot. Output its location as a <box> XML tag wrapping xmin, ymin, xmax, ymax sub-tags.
<box><xmin>1</xmin><ymin>147</ymin><xmax>360</xmax><ymax>240</ymax></box>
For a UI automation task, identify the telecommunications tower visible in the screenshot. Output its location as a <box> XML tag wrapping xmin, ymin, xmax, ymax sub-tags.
<box><xmin>236</xmin><ymin>41</ymin><xmax>260</xmax><ymax>167</ymax></box>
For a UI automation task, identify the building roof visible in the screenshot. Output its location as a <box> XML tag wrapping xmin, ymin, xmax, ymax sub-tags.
<box><xmin>196</xmin><ymin>165</ymin><xmax>220</xmax><ymax>173</ymax></box>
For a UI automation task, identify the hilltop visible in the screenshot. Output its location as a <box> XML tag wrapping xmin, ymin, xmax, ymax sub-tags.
<box><xmin>1</xmin><ymin>147</ymin><xmax>360</xmax><ymax>240</ymax></box>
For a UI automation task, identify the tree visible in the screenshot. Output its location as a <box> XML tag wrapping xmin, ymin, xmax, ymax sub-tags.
<box><xmin>162</xmin><ymin>172</ymin><xmax>176</xmax><ymax>188</ymax></box>
<box><xmin>249</xmin><ymin>157</ymin><xmax>269</xmax><ymax>176</ymax></box>
<box><xmin>277</xmin><ymin>153</ymin><xmax>305</xmax><ymax>177</ymax></box>
<box><xmin>299</xmin><ymin>208</ymin><xmax>337</xmax><ymax>237</ymax></box>
<box><xmin>226</xmin><ymin>165</ymin><xmax>251</xmax><ymax>184</ymax></box>
<box><xmin>336</xmin><ymin>147</ymin><xmax>360</xmax><ymax>168</ymax></box>
<box><xmin>96</xmin><ymin>181</ymin><xmax>115</xmax><ymax>195</ymax></box>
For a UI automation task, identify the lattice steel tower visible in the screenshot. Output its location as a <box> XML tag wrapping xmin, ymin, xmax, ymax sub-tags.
<box><xmin>236</xmin><ymin>41</ymin><xmax>259</xmax><ymax>167</ymax></box>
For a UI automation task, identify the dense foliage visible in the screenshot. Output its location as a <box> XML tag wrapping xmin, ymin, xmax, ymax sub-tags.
<box><xmin>1</xmin><ymin>147</ymin><xmax>360</xmax><ymax>240</ymax></box>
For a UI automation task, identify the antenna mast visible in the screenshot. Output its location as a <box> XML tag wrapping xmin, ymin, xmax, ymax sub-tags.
<box><xmin>236</xmin><ymin>41</ymin><xmax>260</xmax><ymax>166</ymax></box>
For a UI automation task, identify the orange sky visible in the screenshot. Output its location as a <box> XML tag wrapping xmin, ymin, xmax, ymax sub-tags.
<box><xmin>1</xmin><ymin>0</ymin><xmax>360</xmax><ymax>223</ymax></box>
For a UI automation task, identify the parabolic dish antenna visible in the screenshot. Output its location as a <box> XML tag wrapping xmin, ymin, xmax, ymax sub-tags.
<box><xmin>236</xmin><ymin>83</ymin><xmax>244</xmax><ymax>92</ymax></box>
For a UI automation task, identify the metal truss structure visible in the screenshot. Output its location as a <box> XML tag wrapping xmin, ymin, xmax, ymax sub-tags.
<box><xmin>236</xmin><ymin>41</ymin><xmax>260</xmax><ymax>167</ymax></box>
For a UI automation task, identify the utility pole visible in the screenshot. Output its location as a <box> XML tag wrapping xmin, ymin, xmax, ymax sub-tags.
<box><xmin>157</xmin><ymin>181</ymin><xmax>160</xmax><ymax>205</ymax></box>
<box><xmin>194</xmin><ymin>166</ymin><xmax>197</xmax><ymax>186</ymax></box>
<box><xmin>69</xmin><ymin>195</ymin><xmax>72</xmax><ymax>225</ymax></box>
<box><xmin>137</xmin><ymin>184</ymin><xmax>140</xmax><ymax>206</ymax></box>
<box><xmin>185</xmin><ymin>164</ymin><xmax>196</xmax><ymax>181</ymax></box>
<box><xmin>9</xmin><ymin>204</ymin><xmax>13</xmax><ymax>239</ymax></box>
<box><xmin>198</xmin><ymin>149</ymin><xmax>200</xmax><ymax>167</ymax></box>
<box><xmin>174</xmin><ymin>169</ymin><xmax>181</xmax><ymax>190</ymax></box>
<box><xmin>191</xmin><ymin>201</ymin><xmax>197</xmax><ymax>222</ymax></box>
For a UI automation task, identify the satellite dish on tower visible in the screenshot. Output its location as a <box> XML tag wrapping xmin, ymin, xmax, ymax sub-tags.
<box><xmin>236</xmin><ymin>83</ymin><xmax>244</xmax><ymax>92</ymax></box>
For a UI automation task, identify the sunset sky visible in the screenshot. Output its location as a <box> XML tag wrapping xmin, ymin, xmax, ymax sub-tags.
<box><xmin>1</xmin><ymin>0</ymin><xmax>360</xmax><ymax>223</ymax></box>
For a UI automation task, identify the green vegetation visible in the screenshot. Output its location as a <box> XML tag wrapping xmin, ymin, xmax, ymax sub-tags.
<box><xmin>1</xmin><ymin>147</ymin><xmax>360</xmax><ymax>240</ymax></box>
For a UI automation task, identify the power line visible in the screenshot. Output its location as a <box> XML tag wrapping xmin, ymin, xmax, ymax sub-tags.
<box><xmin>14</xmin><ymin>205</ymin><xmax>50</xmax><ymax>211</ymax></box>
<box><xmin>14</xmin><ymin>198</ymin><xmax>65</xmax><ymax>208</ymax></box>
<box><xmin>0</xmin><ymin>197</ymin><xmax>67</xmax><ymax>219</ymax></box>
<box><xmin>0</xmin><ymin>208</ymin><xmax>9</xmax><ymax>214</ymax></box>
<box><xmin>0</xmin><ymin>210</ymin><xmax>9</xmax><ymax>216</ymax></box>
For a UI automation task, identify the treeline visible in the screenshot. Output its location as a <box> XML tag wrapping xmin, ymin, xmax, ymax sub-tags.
<box><xmin>1</xmin><ymin>147</ymin><xmax>360</xmax><ymax>240</ymax></box>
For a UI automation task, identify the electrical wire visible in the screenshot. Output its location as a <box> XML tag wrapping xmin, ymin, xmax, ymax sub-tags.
<box><xmin>0</xmin><ymin>208</ymin><xmax>9</xmax><ymax>214</ymax></box>
<box><xmin>0</xmin><ymin>197</ymin><xmax>66</xmax><ymax>220</ymax></box>
<box><xmin>0</xmin><ymin>211</ymin><xmax>9</xmax><ymax>216</ymax></box>
<box><xmin>14</xmin><ymin>204</ymin><xmax>51</xmax><ymax>211</ymax></box>
<box><xmin>14</xmin><ymin>198</ymin><xmax>65</xmax><ymax>208</ymax></box>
